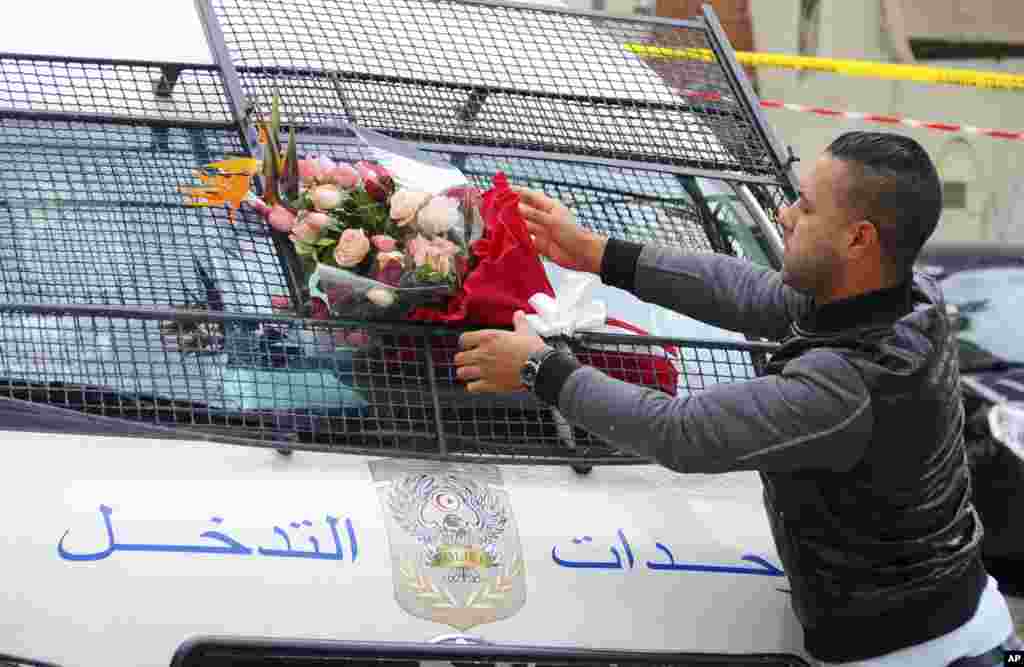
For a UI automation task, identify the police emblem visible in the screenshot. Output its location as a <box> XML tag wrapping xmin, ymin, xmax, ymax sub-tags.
<box><xmin>370</xmin><ymin>460</ymin><xmax>527</xmax><ymax>631</ymax></box>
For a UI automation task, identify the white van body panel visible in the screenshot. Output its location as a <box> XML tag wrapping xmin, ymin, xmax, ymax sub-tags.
<box><xmin>0</xmin><ymin>430</ymin><xmax>806</xmax><ymax>667</ymax></box>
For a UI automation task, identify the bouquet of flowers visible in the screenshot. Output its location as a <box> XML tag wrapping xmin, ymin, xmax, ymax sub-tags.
<box><xmin>263</xmin><ymin>154</ymin><xmax>478</xmax><ymax>321</ymax></box>
<box><xmin>182</xmin><ymin>92</ymin><xmax>478</xmax><ymax>322</ymax></box>
<box><xmin>180</xmin><ymin>95</ymin><xmax>680</xmax><ymax>396</ymax></box>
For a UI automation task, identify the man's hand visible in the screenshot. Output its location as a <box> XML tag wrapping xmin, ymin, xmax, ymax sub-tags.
<box><xmin>514</xmin><ymin>187</ymin><xmax>607</xmax><ymax>275</ymax></box>
<box><xmin>455</xmin><ymin>311</ymin><xmax>548</xmax><ymax>393</ymax></box>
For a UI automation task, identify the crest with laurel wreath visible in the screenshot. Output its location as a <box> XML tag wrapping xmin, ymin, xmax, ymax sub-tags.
<box><xmin>372</xmin><ymin>463</ymin><xmax>527</xmax><ymax>631</ymax></box>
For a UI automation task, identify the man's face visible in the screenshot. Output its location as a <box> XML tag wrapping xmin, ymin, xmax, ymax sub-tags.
<box><xmin>777</xmin><ymin>155</ymin><xmax>857</xmax><ymax>297</ymax></box>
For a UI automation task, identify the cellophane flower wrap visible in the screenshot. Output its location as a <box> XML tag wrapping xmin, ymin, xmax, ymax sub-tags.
<box><xmin>282</xmin><ymin>131</ymin><xmax>481</xmax><ymax>321</ymax></box>
<box><xmin>226</xmin><ymin>100</ymin><xmax>481</xmax><ymax>322</ymax></box>
<box><xmin>295</xmin><ymin>158</ymin><xmax>478</xmax><ymax>322</ymax></box>
<box><xmin>408</xmin><ymin>171</ymin><xmax>555</xmax><ymax>328</ymax></box>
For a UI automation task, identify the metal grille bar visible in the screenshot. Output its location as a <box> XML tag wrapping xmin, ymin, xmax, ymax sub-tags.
<box><xmin>0</xmin><ymin>56</ymin><xmax>296</xmax><ymax>313</ymax></box>
<box><xmin>0</xmin><ymin>304</ymin><xmax>775</xmax><ymax>463</ymax></box>
<box><xmin>196</xmin><ymin>0</ymin><xmax>795</xmax><ymax>185</ymax></box>
<box><xmin>0</xmin><ymin>47</ymin><xmax>787</xmax><ymax>463</ymax></box>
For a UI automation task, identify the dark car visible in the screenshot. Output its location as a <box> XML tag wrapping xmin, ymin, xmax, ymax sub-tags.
<box><xmin>916</xmin><ymin>242</ymin><xmax>1024</xmax><ymax>595</ymax></box>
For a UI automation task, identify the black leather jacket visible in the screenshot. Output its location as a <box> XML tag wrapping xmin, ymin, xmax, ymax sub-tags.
<box><xmin>540</xmin><ymin>240</ymin><xmax>988</xmax><ymax>662</ymax></box>
<box><xmin>760</xmin><ymin>278</ymin><xmax>986</xmax><ymax>662</ymax></box>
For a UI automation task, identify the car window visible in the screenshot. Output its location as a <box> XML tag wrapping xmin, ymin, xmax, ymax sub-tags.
<box><xmin>942</xmin><ymin>267</ymin><xmax>1024</xmax><ymax>365</ymax></box>
<box><xmin>694</xmin><ymin>177</ymin><xmax>775</xmax><ymax>269</ymax></box>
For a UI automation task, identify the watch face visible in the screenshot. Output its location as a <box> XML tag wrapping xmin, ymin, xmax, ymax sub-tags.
<box><xmin>521</xmin><ymin>361</ymin><xmax>538</xmax><ymax>387</ymax></box>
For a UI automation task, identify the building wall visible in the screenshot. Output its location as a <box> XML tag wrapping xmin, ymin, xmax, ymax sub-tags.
<box><xmin>743</xmin><ymin>1</ymin><xmax>1024</xmax><ymax>244</ymax></box>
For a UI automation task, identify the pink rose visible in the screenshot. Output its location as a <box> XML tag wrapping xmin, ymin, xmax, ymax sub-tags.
<box><xmin>290</xmin><ymin>220</ymin><xmax>322</xmax><ymax>243</ymax></box>
<box><xmin>425</xmin><ymin>250</ymin><xmax>451</xmax><ymax>277</ymax></box>
<box><xmin>245</xmin><ymin>194</ymin><xmax>272</xmax><ymax>217</ymax></box>
<box><xmin>389</xmin><ymin>189</ymin><xmax>431</xmax><ymax>227</ymax></box>
<box><xmin>443</xmin><ymin>185</ymin><xmax>483</xmax><ymax>210</ymax></box>
<box><xmin>334</xmin><ymin>228</ymin><xmax>370</xmax><ymax>267</ymax></box>
<box><xmin>405</xmin><ymin>234</ymin><xmax>430</xmax><ymax>267</ymax></box>
<box><xmin>345</xmin><ymin>330</ymin><xmax>371</xmax><ymax>347</ymax></box>
<box><xmin>298</xmin><ymin>159</ymin><xmax>322</xmax><ymax>184</ymax></box>
<box><xmin>376</xmin><ymin>261</ymin><xmax>404</xmax><ymax>287</ymax></box>
<box><xmin>356</xmin><ymin>161</ymin><xmax>393</xmax><ymax>202</ymax></box>
<box><xmin>371</xmin><ymin>234</ymin><xmax>397</xmax><ymax>252</ymax></box>
<box><xmin>334</xmin><ymin>329</ymin><xmax>370</xmax><ymax>347</ymax></box>
<box><xmin>303</xmin><ymin>211</ymin><xmax>332</xmax><ymax>233</ymax></box>
<box><xmin>325</xmin><ymin>164</ymin><xmax>359</xmax><ymax>190</ymax></box>
<box><xmin>324</xmin><ymin>284</ymin><xmax>355</xmax><ymax>307</ymax></box>
<box><xmin>429</xmin><ymin>237</ymin><xmax>460</xmax><ymax>257</ymax></box>
<box><xmin>311</xmin><ymin>185</ymin><xmax>344</xmax><ymax>211</ymax></box>
<box><xmin>267</xmin><ymin>205</ymin><xmax>296</xmax><ymax>232</ymax></box>
<box><xmin>417</xmin><ymin>196</ymin><xmax>461</xmax><ymax>236</ymax></box>
<box><xmin>309</xmin><ymin>298</ymin><xmax>329</xmax><ymax>320</ymax></box>
<box><xmin>375</xmin><ymin>250</ymin><xmax>404</xmax><ymax>273</ymax></box>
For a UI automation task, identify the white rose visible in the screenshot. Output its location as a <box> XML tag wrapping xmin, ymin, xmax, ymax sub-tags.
<box><xmin>389</xmin><ymin>190</ymin><xmax>431</xmax><ymax>227</ymax></box>
<box><xmin>366</xmin><ymin>287</ymin><xmax>396</xmax><ymax>307</ymax></box>
<box><xmin>311</xmin><ymin>184</ymin><xmax>344</xmax><ymax>211</ymax></box>
<box><xmin>416</xmin><ymin>196</ymin><xmax>461</xmax><ymax>236</ymax></box>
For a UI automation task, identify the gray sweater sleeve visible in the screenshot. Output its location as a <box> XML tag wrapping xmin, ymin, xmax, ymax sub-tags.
<box><xmin>556</xmin><ymin>348</ymin><xmax>873</xmax><ymax>473</ymax></box>
<box><xmin>602</xmin><ymin>239</ymin><xmax>812</xmax><ymax>341</ymax></box>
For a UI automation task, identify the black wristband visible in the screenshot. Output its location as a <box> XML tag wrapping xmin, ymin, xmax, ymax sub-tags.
<box><xmin>534</xmin><ymin>350</ymin><xmax>582</xmax><ymax>407</ymax></box>
<box><xmin>599</xmin><ymin>237</ymin><xmax>643</xmax><ymax>292</ymax></box>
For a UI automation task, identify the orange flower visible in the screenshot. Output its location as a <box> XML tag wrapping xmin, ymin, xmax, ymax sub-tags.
<box><xmin>179</xmin><ymin>158</ymin><xmax>259</xmax><ymax>224</ymax></box>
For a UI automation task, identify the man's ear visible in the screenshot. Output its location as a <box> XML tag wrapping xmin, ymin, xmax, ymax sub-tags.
<box><xmin>848</xmin><ymin>220</ymin><xmax>880</xmax><ymax>258</ymax></box>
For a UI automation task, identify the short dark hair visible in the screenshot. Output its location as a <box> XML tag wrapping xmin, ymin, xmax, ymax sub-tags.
<box><xmin>826</xmin><ymin>131</ymin><xmax>942</xmax><ymax>276</ymax></box>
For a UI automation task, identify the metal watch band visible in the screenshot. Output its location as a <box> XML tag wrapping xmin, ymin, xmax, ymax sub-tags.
<box><xmin>521</xmin><ymin>346</ymin><xmax>559</xmax><ymax>393</ymax></box>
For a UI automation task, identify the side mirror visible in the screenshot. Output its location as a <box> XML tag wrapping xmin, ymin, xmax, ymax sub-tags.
<box><xmin>988</xmin><ymin>402</ymin><xmax>1024</xmax><ymax>463</ymax></box>
<box><xmin>945</xmin><ymin>303</ymin><xmax>966</xmax><ymax>332</ymax></box>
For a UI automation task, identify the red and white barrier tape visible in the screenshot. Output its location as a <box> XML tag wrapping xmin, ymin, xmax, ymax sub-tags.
<box><xmin>676</xmin><ymin>88</ymin><xmax>1023</xmax><ymax>142</ymax></box>
<box><xmin>758</xmin><ymin>99</ymin><xmax>1024</xmax><ymax>142</ymax></box>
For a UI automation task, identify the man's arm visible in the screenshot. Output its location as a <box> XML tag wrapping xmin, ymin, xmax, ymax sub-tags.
<box><xmin>534</xmin><ymin>347</ymin><xmax>872</xmax><ymax>473</ymax></box>
<box><xmin>601</xmin><ymin>238</ymin><xmax>812</xmax><ymax>341</ymax></box>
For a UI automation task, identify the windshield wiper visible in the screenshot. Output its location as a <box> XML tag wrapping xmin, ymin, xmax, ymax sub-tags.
<box><xmin>956</xmin><ymin>337</ymin><xmax>1024</xmax><ymax>373</ymax></box>
<box><xmin>961</xmin><ymin>359</ymin><xmax>1024</xmax><ymax>373</ymax></box>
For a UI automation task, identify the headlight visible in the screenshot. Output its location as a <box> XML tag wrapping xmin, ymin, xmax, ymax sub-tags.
<box><xmin>987</xmin><ymin>402</ymin><xmax>1024</xmax><ymax>462</ymax></box>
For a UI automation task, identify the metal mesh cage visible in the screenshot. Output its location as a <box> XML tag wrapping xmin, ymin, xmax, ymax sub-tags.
<box><xmin>199</xmin><ymin>0</ymin><xmax>795</xmax><ymax>187</ymax></box>
<box><xmin>0</xmin><ymin>304</ymin><xmax>772</xmax><ymax>463</ymax></box>
<box><xmin>256</xmin><ymin>130</ymin><xmax>729</xmax><ymax>258</ymax></box>
<box><xmin>196</xmin><ymin>0</ymin><xmax>795</xmax><ymax>303</ymax></box>
<box><xmin>0</xmin><ymin>5</ymin><xmax>791</xmax><ymax>464</ymax></box>
<box><xmin>0</xmin><ymin>55</ymin><xmax>294</xmax><ymax>313</ymax></box>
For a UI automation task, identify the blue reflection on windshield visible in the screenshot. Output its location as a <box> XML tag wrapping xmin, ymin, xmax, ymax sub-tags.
<box><xmin>941</xmin><ymin>267</ymin><xmax>1024</xmax><ymax>364</ymax></box>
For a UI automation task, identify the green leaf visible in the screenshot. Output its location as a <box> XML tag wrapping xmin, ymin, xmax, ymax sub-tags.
<box><xmin>294</xmin><ymin>240</ymin><xmax>315</xmax><ymax>256</ymax></box>
<box><xmin>270</xmin><ymin>88</ymin><xmax>281</xmax><ymax>146</ymax></box>
<box><xmin>262</xmin><ymin>149</ymin><xmax>279</xmax><ymax>206</ymax></box>
<box><xmin>318</xmin><ymin>247</ymin><xmax>337</xmax><ymax>265</ymax></box>
<box><xmin>315</xmin><ymin>238</ymin><xmax>336</xmax><ymax>247</ymax></box>
<box><xmin>282</xmin><ymin>126</ymin><xmax>299</xmax><ymax>201</ymax></box>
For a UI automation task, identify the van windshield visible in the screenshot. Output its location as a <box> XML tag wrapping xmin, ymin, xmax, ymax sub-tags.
<box><xmin>942</xmin><ymin>268</ymin><xmax>1024</xmax><ymax>369</ymax></box>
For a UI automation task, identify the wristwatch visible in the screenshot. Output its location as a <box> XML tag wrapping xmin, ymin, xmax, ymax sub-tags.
<box><xmin>520</xmin><ymin>345</ymin><xmax>559</xmax><ymax>393</ymax></box>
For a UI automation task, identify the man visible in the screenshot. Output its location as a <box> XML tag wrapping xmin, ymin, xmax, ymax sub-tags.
<box><xmin>453</xmin><ymin>132</ymin><xmax>1020</xmax><ymax>666</ymax></box>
